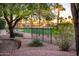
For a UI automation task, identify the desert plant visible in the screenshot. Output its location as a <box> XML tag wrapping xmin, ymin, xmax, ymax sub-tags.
<box><xmin>56</xmin><ymin>39</ymin><xmax>71</xmax><ymax>51</ymax></box>
<box><xmin>53</xmin><ymin>23</ymin><xmax>74</xmax><ymax>51</ymax></box>
<box><xmin>28</xmin><ymin>39</ymin><xmax>43</xmax><ymax>47</ymax></box>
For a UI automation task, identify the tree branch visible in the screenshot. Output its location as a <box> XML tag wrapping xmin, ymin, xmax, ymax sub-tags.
<box><xmin>3</xmin><ymin>12</ymin><xmax>10</xmax><ymax>25</ymax></box>
<box><xmin>10</xmin><ymin>16</ymin><xmax>19</xmax><ymax>23</ymax></box>
<box><xmin>13</xmin><ymin>17</ymin><xmax>22</xmax><ymax>28</ymax></box>
<box><xmin>10</xmin><ymin>13</ymin><xmax>13</xmax><ymax>21</ymax></box>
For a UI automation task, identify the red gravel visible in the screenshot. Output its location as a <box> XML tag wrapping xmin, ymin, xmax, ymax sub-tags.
<box><xmin>0</xmin><ymin>33</ymin><xmax>76</xmax><ymax>56</ymax></box>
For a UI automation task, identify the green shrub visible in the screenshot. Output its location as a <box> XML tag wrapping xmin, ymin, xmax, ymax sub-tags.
<box><xmin>14</xmin><ymin>33</ymin><xmax>23</xmax><ymax>37</ymax></box>
<box><xmin>56</xmin><ymin>39</ymin><xmax>71</xmax><ymax>51</ymax></box>
<box><xmin>0</xmin><ymin>18</ymin><xmax>6</xmax><ymax>29</ymax></box>
<box><xmin>53</xmin><ymin>23</ymin><xmax>74</xmax><ymax>51</ymax></box>
<box><xmin>28</xmin><ymin>39</ymin><xmax>43</xmax><ymax>47</ymax></box>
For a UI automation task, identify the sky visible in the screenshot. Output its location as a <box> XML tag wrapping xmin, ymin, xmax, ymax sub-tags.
<box><xmin>60</xmin><ymin>3</ymin><xmax>72</xmax><ymax>18</ymax></box>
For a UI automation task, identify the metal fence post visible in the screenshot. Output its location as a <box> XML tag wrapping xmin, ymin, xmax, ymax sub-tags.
<box><xmin>42</xmin><ymin>28</ymin><xmax>44</xmax><ymax>41</ymax></box>
<box><xmin>50</xmin><ymin>27</ymin><xmax>52</xmax><ymax>44</ymax></box>
<box><xmin>31</xmin><ymin>27</ymin><xmax>33</xmax><ymax>39</ymax></box>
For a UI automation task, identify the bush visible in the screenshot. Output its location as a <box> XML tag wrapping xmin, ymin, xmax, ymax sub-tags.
<box><xmin>28</xmin><ymin>39</ymin><xmax>43</xmax><ymax>47</ymax></box>
<box><xmin>56</xmin><ymin>39</ymin><xmax>71</xmax><ymax>51</ymax></box>
<box><xmin>14</xmin><ymin>33</ymin><xmax>23</xmax><ymax>37</ymax></box>
<box><xmin>0</xmin><ymin>18</ymin><xmax>6</xmax><ymax>29</ymax></box>
<box><xmin>53</xmin><ymin>23</ymin><xmax>74</xmax><ymax>51</ymax></box>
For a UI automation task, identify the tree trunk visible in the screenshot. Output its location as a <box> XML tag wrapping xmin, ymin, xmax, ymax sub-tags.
<box><xmin>71</xmin><ymin>3</ymin><xmax>79</xmax><ymax>56</ymax></box>
<box><xmin>74</xmin><ymin>24</ymin><xmax>79</xmax><ymax>56</ymax></box>
<box><xmin>9</xmin><ymin>25</ymin><xmax>15</xmax><ymax>38</ymax></box>
<box><xmin>9</xmin><ymin>17</ymin><xmax>22</xmax><ymax>38</ymax></box>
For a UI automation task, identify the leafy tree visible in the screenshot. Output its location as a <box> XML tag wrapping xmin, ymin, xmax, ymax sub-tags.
<box><xmin>51</xmin><ymin>3</ymin><xmax>65</xmax><ymax>26</ymax></box>
<box><xmin>27</xmin><ymin>3</ymin><xmax>53</xmax><ymax>27</ymax></box>
<box><xmin>45</xmin><ymin>13</ymin><xmax>55</xmax><ymax>21</ymax></box>
<box><xmin>0</xmin><ymin>3</ymin><xmax>32</xmax><ymax>38</ymax></box>
<box><xmin>71</xmin><ymin>3</ymin><xmax>79</xmax><ymax>56</ymax></box>
<box><xmin>59</xmin><ymin>17</ymin><xmax>64</xmax><ymax>23</ymax></box>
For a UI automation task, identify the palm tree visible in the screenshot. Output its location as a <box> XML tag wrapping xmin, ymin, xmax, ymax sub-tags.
<box><xmin>51</xmin><ymin>3</ymin><xmax>65</xmax><ymax>27</ymax></box>
<box><xmin>59</xmin><ymin>17</ymin><xmax>64</xmax><ymax>23</ymax></box>
<box><xmin>65</xmin><ymin>17</ymin><xmax>67</xmax><ymax>20</ymax></box>
<box><xmin>68</xmin><ymin>16</ymin><xmax>71</xmax><ymax>19</ymax></box>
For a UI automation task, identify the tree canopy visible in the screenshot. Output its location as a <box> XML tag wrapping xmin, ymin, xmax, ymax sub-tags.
<box><xmin>27</xmin><ymin>3</ymin><xmax>55</xmax><ymax>20</ymax></box>
<box><xmin>0</xmin><ymin>3</ymin><xmax>33</xmax><ymax>38</ymax></box>
<box><xmin>0</xmin><ymin>4</ymin><xmax>33</xmax><ymax>28</ymax></box>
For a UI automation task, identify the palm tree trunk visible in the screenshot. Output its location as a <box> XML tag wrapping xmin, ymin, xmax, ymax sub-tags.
<box><xmin>57</xmin><ymin>11</ymin><xmax>60</xmax><ymax>29</ymax></box>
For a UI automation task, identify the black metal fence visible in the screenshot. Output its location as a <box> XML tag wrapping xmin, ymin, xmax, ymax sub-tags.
<box><xmin>15</xmin><ymin>27</ymin><xmax>52</xmax><ymax>44</ymax></box>
<box><xmin>0</xmin><ymin>27</ymin><xmax>53</xmax><ymax>44</ymax></box>
<box><xmin>31</xmin><ymin>28</ymin><xmax>52</xmax><ymax>44</ymax></box>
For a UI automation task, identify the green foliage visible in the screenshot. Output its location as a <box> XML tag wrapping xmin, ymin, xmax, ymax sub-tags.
<box><xmin>27</xmin><ymin>3</ymin><xmax>55</xmax><ymax>20</ymax></box>
<box><xmin>0</xmin><ymin>4</ymin><xmax>35</xmax><ymax>38</ymax></box>
<box><xmin>0</xmin><ymin>18</ymin><xmax>6</xmax><ymax>29</ymax></box>
<box><xmin>27</xmin><ymin>3</ymin><xmax>50</xmax><ymax>14</ymax></box>
<box><xmin>28</xmin><ymin>39</ymin><xmax>43</xmax><ymax>47</ymax></box>
<box><xmin>51</xmin><ymin>3</ymin><xmax>65</xmax><ymax>11</ymax></box>
<box><xmin>1</xmin><ymin>4</ymin><xmax>32</xmax><ymax>18</ymax></box>
<box><xmin>52</xmin><ymin>23</ymin><xmax>75</xmax><ymax>51</ymax></box>
<box><xmin>45</xmin><ymin>13</ymin><xmax>55</xmax><ymax>21</ymax></box>
<box><xmin>56</xmin><ymin>39</ymin><xmax>71</xmax><ymax>51</ymax></box>
<box><xmin>52</xmin><ymin>27</ymin><xmax>60</xmax><ymax>35</ymax></box>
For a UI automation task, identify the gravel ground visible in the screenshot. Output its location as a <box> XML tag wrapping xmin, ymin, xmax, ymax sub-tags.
<box><xmin>0</xmin><ymin>33</ymin><xmax>76</xmax><ymax>56</ymax></box>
